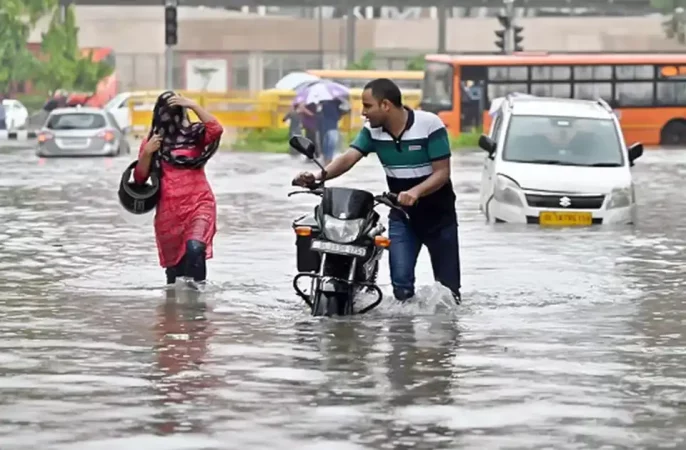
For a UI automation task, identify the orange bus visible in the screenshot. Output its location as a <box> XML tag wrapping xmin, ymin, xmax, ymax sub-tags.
<box><xmin>420</xmin><ymin>53</ymin><xmax>686</xmax><ymax>146</ymax></box>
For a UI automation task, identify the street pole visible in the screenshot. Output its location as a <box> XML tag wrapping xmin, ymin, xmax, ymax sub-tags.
<box><xmin>165</xmin><ymin>0</ymin><xmax>178</xmax><ymax>90</ymax></box>
<box><xmin>345</xmin><ymin>6</ymin><xmax>356</xmax><ymax>67</ymax></box>
<box><xmin>437</xmin><ymin>4</ymin><xmax>447</xmax><ymax>53</ymax></box>
<box><xmin>504</xmin><ymin>0</ymin><xmax>514</xmax><ymax>54</ymax></box>
<box><xmin>318</xmin><ymin>3</ymin><xmax>324</xmax><ymax>68</ymax></box>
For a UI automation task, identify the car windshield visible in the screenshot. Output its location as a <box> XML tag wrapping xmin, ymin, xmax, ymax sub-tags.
<box><xmin>47</xmin><ymin>113</ymin><xmax>106</xmax><ymax>130</ymax></box>
<box><xmin>502</xmin><ymin>115</ymin><xmax>624</xmax><ymax>167</ymax></box>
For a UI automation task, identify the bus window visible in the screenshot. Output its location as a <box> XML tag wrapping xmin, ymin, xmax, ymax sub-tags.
<box><xmin>656</xmin><ymin>81</ymin><xmax>686</xmax><ymax>105</ymax></box>
<box><xmin>422</xmin><ymin>62</ymin><xmax>454</xmax><ymax>110</ymax></box>
<box><xmin>615</xmin><ymin>82</ymin><xmax>654</xmax><ymax>106</ymax></box>
<box><xmin>488</xmin><ymin>66</ymin><xmax>527</xmax><ymax>81</ymax></box>
<box><xmin>530</xmin><ymin>83</ymin><xmax>571</xmax><ymax>98</ymax></box>
<box><xmin>615</xmin><ymin>65</ymin><xmax>653</xmax><ymax>80</ymax></box>
<box><xmin>573</xmin><ymin>65</ymin><xmax>612</xmax><ymax>80</ymax></box>
<box><xmin>531</xmin><ymin>65</ymin><xmax>571</xmax><ymax>81</ymax></box>
<box><xmin>488</xmin><ymin>83</ymin><xmax>528</xmax><ymax>100</ymax></box>
<box><xmin>574</xmin><ymin>82</ymin><xmax>612</xmax><ymax>102</ymax></box>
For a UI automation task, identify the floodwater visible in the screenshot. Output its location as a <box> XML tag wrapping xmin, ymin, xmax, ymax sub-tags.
<box><xmin>1</xmin><ymin>142</ymin><xmax>686</xmax><ymax>450</ymax></box>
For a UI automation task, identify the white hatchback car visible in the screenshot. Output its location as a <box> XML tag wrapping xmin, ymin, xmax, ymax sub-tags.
<box><xmin>478</xmin><ymin>95</ymin><xmax>643</xmax><ymax>226</ymax></box>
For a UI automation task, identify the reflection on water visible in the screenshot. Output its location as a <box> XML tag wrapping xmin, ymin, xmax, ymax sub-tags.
<box><xmin>151</xmin><ymin>290</ymin><xmax>217</xmax><ymax>436</ymax></box>
<box><xmin>1</xmin><ymin>147</ymin><xmax>686</xmax><ymax>448</ymax></box>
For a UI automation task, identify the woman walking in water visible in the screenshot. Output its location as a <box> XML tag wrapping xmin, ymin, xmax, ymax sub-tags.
<box><xmin>133</xmin><ymin>91</ymin><xmax>223</xmax><ymax>285</ymax></box>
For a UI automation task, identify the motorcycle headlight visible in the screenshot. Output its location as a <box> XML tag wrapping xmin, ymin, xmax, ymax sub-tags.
<box><xmin>607</xmin><ymin>186</ymin><xmax>633</xmax><ymax>209</ymax></box>
<box><xmin>494</xmin><ymin>174</ymin><xmax>524</xmax><ymax>207</ymax></box>
<box><xmin>322</xmin><ymin>216</ymin><xmax>365</xmax><ymax>244</ymax></box>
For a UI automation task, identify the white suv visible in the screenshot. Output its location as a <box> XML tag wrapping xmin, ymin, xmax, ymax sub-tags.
<box><xmin>478</xmin><ymin>95</ymin><xmax>643</xmax><ymax>226</ymax></box>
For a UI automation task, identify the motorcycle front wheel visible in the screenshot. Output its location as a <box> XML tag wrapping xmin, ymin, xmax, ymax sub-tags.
<box><xmin>311</xmin><ymin>291</ymin><xmax>353</xmax><ymax>317</ymax></box>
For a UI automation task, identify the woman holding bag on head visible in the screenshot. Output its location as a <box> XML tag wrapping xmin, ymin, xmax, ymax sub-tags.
<box><xmin>132</xmin><ymin>91</ymin><xmax>223</xmax><ymax>285</ymax></box>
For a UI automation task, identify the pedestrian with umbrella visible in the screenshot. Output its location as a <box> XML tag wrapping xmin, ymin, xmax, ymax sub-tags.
<box><xmin>293</xmin><ymin>80</ymin><xmax>350</xmax><ymax>164</ymax></box>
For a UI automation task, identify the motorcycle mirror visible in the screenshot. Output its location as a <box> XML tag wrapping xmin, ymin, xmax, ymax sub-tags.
<box><xmin>289</xmin><ymin>135</ymin><xmax>316</xmax><ymax>159</ymax></box>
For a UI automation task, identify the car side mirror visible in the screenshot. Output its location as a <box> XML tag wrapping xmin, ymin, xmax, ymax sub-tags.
<box><xmin>628</xmin><ymin>142</ymin><xmax>643</xmax><ymax>166</ymax></box>
<box><xmin>478</xmin><ymin>134</ymin><xmax>497</xmax><ymax>158</ymax></box>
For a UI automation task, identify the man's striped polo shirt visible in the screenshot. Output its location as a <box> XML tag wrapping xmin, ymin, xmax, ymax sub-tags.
<box><xmin>350</xmin><ymin>107</ymin><xmax>457</xmax><ymax>231</ymax></box>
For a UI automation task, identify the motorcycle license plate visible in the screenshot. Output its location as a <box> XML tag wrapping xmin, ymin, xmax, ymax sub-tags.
<box><xmin>310</xmin><ymin>240</ymin><xmax>367</xmax><ymax>257</ymax></box>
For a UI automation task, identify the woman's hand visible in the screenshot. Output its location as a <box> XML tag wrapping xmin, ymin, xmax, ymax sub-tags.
<box><xmin>167</xmin><ymin>94</ymin><xmax>196</xmax><ymax>108</ymax></box>
<box><xmin>143</xmin><ymin>134</ymin><xmax>162</xmax><ymax>155</ymax></box>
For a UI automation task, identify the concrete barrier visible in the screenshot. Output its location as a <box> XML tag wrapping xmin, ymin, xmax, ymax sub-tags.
<box><xmin>0</xmin><ymin>130</ymin><xmax>38</xmax><ymax>140</ymax></box>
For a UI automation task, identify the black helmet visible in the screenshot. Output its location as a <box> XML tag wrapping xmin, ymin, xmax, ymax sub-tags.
<box><xmin>118</xmin><ymin>159</ymin><xmax>161</xmax><ymax>214</ymax></box>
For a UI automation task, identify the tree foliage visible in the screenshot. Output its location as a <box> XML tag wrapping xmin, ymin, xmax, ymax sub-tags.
<box><xmin>0</xmin><ymin>0</ymin><xmax>113</xmax><ymax>96</ymax></box>
<box><xmin>37</xmin><ymin>5</ymin><xmax>114</xmax><ymax>93</ymax></box>
<box><xmin>0</xmin><ymin>0</ymin><xmax>56</xmax><ymax>95</ymax></box>
<box><xmin>405</xmin><ymin>55</ymin><xmax>425</xmax><ymax>71</ymax></box>
<box><xmin>346</xmin><ymin>51</ymin><xmax>376</xmax><ymax>70</ymax></box>
<box><xmin>651</xmin><ymin>0</ymin><xmax>686</xmax><ymax>12</ymax></box>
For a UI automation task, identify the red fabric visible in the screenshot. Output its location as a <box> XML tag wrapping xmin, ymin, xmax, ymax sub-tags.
<box><xmin>134</xmin><ymin>119</ymin><xmax>223</xmax><ymax>268</ymax></box>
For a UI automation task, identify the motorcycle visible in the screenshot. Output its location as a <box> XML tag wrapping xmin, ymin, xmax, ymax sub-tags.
<box><xmin>288</xmin><ymin>135</ymin><xmax>409</xmax><ymax>317</ymax></box>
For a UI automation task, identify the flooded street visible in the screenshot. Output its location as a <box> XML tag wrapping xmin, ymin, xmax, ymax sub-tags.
<box><xmin>1</xmin><ymin>142</ymin><xmax>686</xmax><ymax>449</ymax></box>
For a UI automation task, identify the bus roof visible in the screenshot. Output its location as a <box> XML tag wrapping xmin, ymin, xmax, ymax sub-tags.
<box><xmin>307</xmin><ymin>69</ymin><xmax>423</xmax><ymax>79</ymax></box>
<box><xmin>424</xmin><ymin>53</ymin><xmax>686</xmax><ymax>66</ymax></box>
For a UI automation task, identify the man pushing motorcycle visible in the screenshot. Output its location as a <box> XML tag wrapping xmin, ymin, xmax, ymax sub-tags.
<box><xmin>292</xmin><ymin>78</ymin><xmax>461</xmax><ymax>304</ymax></box>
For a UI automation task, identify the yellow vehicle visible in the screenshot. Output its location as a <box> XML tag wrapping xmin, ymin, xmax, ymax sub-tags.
<box><xmin>306</xmin><ymin>69</ymin><xmax>424</xmax><ymax>91</ymax></box>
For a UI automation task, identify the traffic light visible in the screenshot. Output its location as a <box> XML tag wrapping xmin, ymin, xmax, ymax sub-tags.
<box><xmin>513</xmin><ymin>25</ymin><xmax>524</xmax><ymax>52</ymax></box>
<box><xmin>495</xmin><ymin>14</ymin><xmax>509</xmax><ymax>54</ymax></box>
<box><xmin>494</xmin><ymin>29</ymin><xmax>506</xmax><ymax>53</ymax></box>
<box><xmin>165</xmin><ymin>5</ymin><xmax>178</xmax><ymax>46</ymax></box>
<box><xmin>497</xmin><ymin>13</ymin><xmax>510</xmax><ymax>29</ymax></box>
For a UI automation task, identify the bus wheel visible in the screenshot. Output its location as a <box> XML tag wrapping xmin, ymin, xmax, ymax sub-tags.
<box><xmin>660</xmin><ymin>120</ymin><xmax>686</xmax><ymax>146</ymax></box>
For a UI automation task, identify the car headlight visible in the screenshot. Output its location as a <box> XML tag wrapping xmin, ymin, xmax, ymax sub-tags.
<box><xmin>494</xmin><ymin>174</ymin><xmax>524</xmax><ymax>207</ymax></box>
<box><xmin>322</xmin><ymin>216</ymin><xmax>365</xmax><ymax>243</ymax></box>
<box><xmin>606</xmin><ymin>186</ymin><xmax>633</xmax><ymax>209</ymax></box>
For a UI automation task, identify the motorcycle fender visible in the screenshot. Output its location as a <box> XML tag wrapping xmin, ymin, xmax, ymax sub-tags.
<box><xmin>293</xmin><ymin>213</ymin><xmax>319</xmax><ymax>230</ymax></box>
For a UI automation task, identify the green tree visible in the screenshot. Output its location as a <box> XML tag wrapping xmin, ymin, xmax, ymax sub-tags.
<box><xmin>37</xmin><ymin>4</ymin><xmax>113</xmax><ymax>93</ymax></box>
<box><xmin>346</xmin><ymin>51</ymin><xmax>376</xmax><ymax>70</ymax></box>
<box><xmin>0</xmin><ymin>0</ymin><xmax>56</xmax><ymax>95</ymax></box>
<box><xmin>651</xmin><ymin>0</ymin><xmax>686</xmax><ymax>11</ymax></box>
<box><xmin>405</xmin><ymin>55</ymin><xmax>425</xmax><ymax>71</ymax></box>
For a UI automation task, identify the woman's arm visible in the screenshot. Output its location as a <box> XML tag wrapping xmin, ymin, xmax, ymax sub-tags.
<box><xmin>168</xmin><ymin>95</ymin><xmax>224</xmax><ymax>145</ymax></box>
<box><xmin>133</xmin><ymin>139</ymin><xmax>152</xmax><ymax>184</ymax></box>
<box><xmin>188</xmin><ymin>103</ymin><xmax>223</xmax><ymax>145</ymax></box>
<box><xmin>133</xmin><ymin>134</ymin><xmax>161</xmax><ymax>184</ymax></box>
<box><xmin>188</xmin><ymin>102</ymin><xmax>216</xmax><ymax>124</ymax></box>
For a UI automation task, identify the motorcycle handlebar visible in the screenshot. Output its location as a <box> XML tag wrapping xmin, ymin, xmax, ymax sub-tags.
<box><xmin>374</xmin><ymin>192</ymin><xmax>410</xmax><ymax>221</ymax></box>
<box><xmin>287</xmin><ymin>188</ymin><xmax>324</xmax><ymax>197</ymax></box>
<box><xmin>287</xmin><ymin>187</ymin><xmax>410</xmax><ymax>221</ymax></box>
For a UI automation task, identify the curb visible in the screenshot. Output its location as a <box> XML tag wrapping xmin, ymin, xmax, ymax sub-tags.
<box><xmin>0</xmin><ymin>130</ymin><xmax>38</xmax><ymax>140</ymax></box>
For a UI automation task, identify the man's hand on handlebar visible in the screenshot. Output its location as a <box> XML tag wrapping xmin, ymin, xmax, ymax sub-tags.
<box><xmin>292</xmin><ymin>171</ymin><xmax>317</xmax><ymax>188</ymax></box>
<box><xmin>397</xmin><ymin>189</ymin><xmax>419</xmax><ymax>207</ymax></box>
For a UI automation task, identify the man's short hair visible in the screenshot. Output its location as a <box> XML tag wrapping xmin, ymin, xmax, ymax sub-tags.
<box><xmin>363</xmin><ymin>78</ymin><xmax>403</xmax><ymax>108</ymax></box>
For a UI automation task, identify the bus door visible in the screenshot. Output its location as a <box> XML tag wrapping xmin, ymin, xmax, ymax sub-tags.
<box><xmin>460</xmin><ymin>66</ymin><xmax>487</xmax><ymax>132</ymax></box>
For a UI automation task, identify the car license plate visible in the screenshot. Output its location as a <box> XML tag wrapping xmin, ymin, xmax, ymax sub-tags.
<box><xmin>539</xmin><ymin>211</ymin><xmax>593</xmax><ymax>226</ymax></box>
<box><xmin>310</xmin><ymin>240</ymin><xmax>367</xmax><ymax>257</ymax></box>
<box><xmin>60</xmin><ymin>138</ymin><xmax>87</xmax><ymax>146</ymax></box>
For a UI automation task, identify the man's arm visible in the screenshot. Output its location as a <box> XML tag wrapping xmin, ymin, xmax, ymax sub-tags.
<box><xmin>409</xmin><ymin>115</ymin><xmax>452</xmax><ymax>198</ymax></box>
<box><xmin>315</xmin><ymin>147</ymin><xmax>364</xmax><ymax>181</ymax></box>
<box><xmin>408</xmin><ymin>158</ymin><xmax>451</xmax><ymax>197</ymax></box>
